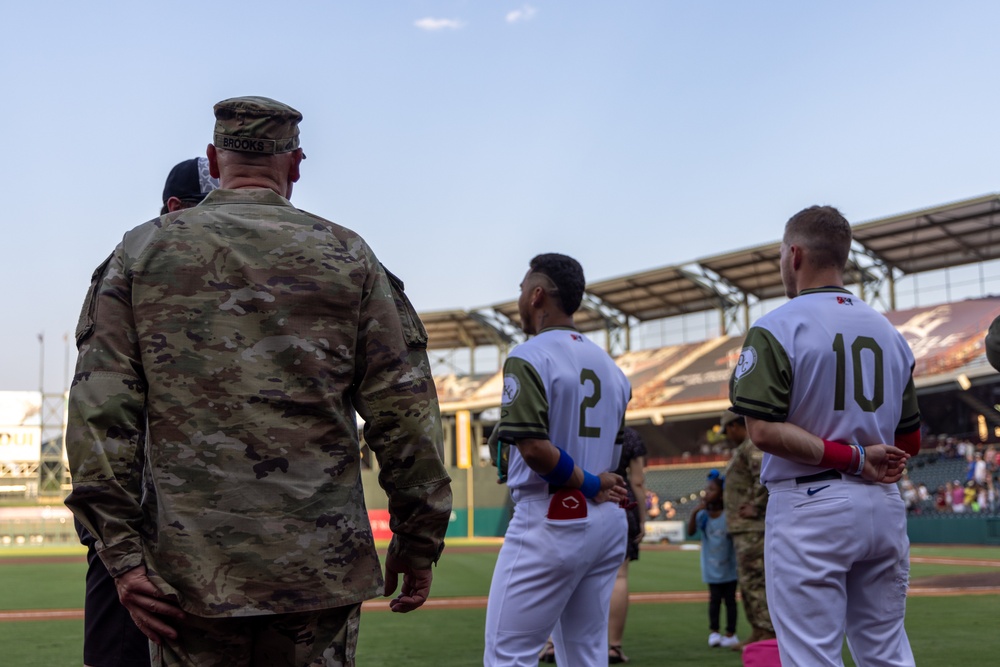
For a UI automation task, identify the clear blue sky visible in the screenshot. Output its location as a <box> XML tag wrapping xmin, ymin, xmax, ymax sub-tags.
<box><xmin>3</xmin><ymin>1</ymin><xmax>999</xmax><ymax>392</ymax></box>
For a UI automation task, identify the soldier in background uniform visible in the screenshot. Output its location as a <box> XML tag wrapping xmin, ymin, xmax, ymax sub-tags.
<box><xmin>721</xmin><ymin>410</ymin><xmax>775</xmax><ymax>650</ymax></box>
<box><xmin>65</xmin><ymin>96</ymin><xmax>452</xmax><ymax>667</ymax></box>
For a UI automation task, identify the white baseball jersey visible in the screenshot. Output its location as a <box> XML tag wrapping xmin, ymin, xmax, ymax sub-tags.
<box><xmin>728</xmin><ymin>286</ymin><xmax>920</xmax><ymax>666</ymax></box>
<box><xmin>729</xmin><ymin>287</ymin><xmax>920</xmax><ymax>484</ymax></box>
<box><xmin>485</xmin><ymin>327</ymin><xmax>631</xmax><ymax>667</ymax></box>
<box><xmin>496</xmin><ymin>327</ymin><xmax>632</xmax><ymax>490</ymax></box>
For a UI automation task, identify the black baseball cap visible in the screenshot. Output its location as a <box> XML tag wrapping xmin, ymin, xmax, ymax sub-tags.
<box><xmin>161</xmin><ymin>157</ymin><xmax>220</xmax><ymax>214</ymax></box>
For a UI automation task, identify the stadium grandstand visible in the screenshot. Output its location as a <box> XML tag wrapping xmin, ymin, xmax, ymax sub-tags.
<box><xmin>3</xmin><ymin>193</ymin><xmax>1000</xmax><ymax>544</ymax></box>
<box><xmin>421</xmin><ymin>193</ymin><xmax>1000</xmax><ymax>542</ymax></box>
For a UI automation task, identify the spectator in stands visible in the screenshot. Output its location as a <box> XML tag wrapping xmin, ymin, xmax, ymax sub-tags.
<box><xmin>934</xmin><ymin>485</ymin><xmax>950</xmax><ymax>512</ymax></box>
<box><xmin>952</xmin><ymin>480</ymin><xmax>966</xmax><ymax>513</ymax></box>
<box><xmin>945</xmin><ymin>437</ymin><xmax>958</xmax><ymax>458</ymax></box>
<box><xmin>965</xmin><ymin>481</ymin><xmax>980</xmax><ymax>512</ymax></box>
<box><xmin>973</xmin><ymin>452</ymin><xmax>987</xmax><ymax>486</ymax></box>
<box><xmin>917</xmin><ymin>482</ymin><xmax>930</xmax><ymax>511</ymax></box>
<box><xmin>662</xmin><ymin>500</ymin><xmax>677</xmax><ymax>520</ymax></box>
<box><xmin>900</xmin><ymin>475</ymin><xmax>918</xmax><ymax>513</ymax></box>
<box><xmin>646</xmin><ymin>490</ymin><xmax>661</xmax><ymax>520</ymax></box>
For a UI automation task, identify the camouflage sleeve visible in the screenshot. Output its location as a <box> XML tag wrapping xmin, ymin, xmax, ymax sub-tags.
<box><xmin>63</xmin><ymin>248</ymin><xmax>148</xmax><ymax>577</ymax></box>
<box><xmin>352</xmin><ymin>264</ymin><xmax>452</xmax><ymax>571</ymax></box>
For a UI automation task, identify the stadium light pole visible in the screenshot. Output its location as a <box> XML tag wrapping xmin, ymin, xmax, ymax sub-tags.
<box><xmin>37</xmin><ymin>332</ymin><xmax>44</xmax><ymax>395</ymax></box>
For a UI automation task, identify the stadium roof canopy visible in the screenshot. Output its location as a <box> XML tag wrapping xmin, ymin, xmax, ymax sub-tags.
<box><xmin>490</xmin><ymin>298</ymin><xmax>609</xmax><ymax>334</ymax></box>
<box><xmin>421</xmin><ymin>309</ymin><xmax>512</xmax><ymax>350</ymax></box>
<box><xmin>850</xmin><ymin>193</ymin><xmax>1000</xmax><ymax>275</ymax></box>
<box><xmin>422</xmin><ymin>193</ymin><xmax>1000</xmax><ymax>351</ymax></box>
<box><xmin>582</xmin><ymin>265</ymin><xmax>738</xmax><ymax>320</ymax></box>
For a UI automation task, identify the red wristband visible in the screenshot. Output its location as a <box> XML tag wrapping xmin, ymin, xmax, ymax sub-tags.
<box><xmin>819</xmin><ymin>439</ymin><xmax>855</xmax><ymax>472</ymax></box>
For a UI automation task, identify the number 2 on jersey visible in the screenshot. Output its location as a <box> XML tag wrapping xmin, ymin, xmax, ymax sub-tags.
<box><xmin>832</xmin><ymin>333</ymin><xmax>884</xmax><ymax>412</ymax></box>
<box><xmin>579</xmin><ymin>369</ymin><xmax>602</xmax><ymax>438</ymax></box>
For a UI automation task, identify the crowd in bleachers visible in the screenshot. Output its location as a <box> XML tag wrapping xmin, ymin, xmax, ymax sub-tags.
<box><xmin>902</xmin><ymin>436</ymin><xmax>999</xmax><ymax>515</ymax></box>
<box><xmin>643</xmin><ymin>435</ymin><xmax>1000</xmax><ymax>525</ymax></box>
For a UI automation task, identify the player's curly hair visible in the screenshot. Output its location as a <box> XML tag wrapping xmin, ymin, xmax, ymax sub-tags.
<box><xmin>784</xmin><ymin>205</ymin><xmax>852</xmax><ymax>271</ymax></box>
<box><xmin>529</xmin><ymin>253</ymin><xmax>586</xmax><ymax>316</ymax></box>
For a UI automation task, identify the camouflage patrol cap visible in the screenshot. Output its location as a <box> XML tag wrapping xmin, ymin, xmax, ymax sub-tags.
<box><xmin>213</xmin><ymin>96</ymin><xmax>302</xmax><ymax>154</ymax></box>
<box><xmin>720</xmin><ymin>409</ymin><xmax>743</xmax><ymax>431</ymax></box>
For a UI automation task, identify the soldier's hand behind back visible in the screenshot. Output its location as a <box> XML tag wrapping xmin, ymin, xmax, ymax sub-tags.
<box><xmin>384</xmin><ymin>551</ymin><xmax>433</xmax><ymax>613</ymax></box>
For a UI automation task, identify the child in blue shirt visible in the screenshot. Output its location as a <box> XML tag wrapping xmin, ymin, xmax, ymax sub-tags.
<box><xmin>687</xmin><ymin>470</ymin><xmax>739</xmax><ymax>649</ymax></box>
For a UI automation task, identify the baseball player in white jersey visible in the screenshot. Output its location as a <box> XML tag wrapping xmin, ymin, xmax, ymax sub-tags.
<box><xmin>730</xmin><ymin>205</ymin><xmax>920</xmax><ymax>667</ymax></box>
<box><xmin>484</xmin><ymin>253</ymin><xmax>632</xmax><ymax>667</ymax></box>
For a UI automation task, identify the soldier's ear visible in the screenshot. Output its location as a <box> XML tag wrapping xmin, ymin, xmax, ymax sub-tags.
<box><xmin>206</xmin><ymin>144</ymin><xmax>220</xmax><ymax>179</ymax></box>
<box><xmin>288</xmin><ymin>148</ymin><xmax>303</xmax><ymax>184</ymax></box>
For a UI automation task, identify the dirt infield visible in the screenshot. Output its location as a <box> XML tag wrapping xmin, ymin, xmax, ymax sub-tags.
<box><xmin>3</xmin><ymin>569</ymin><xmax>998</xmax><ymax>622</ymax></box>
<box><xmin>3</xmin><ymin>548</ymin><xmax>997</xmax><ymax>622</ymax></box>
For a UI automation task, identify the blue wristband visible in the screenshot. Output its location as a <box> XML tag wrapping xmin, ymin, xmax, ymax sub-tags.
<box><xmin>540</xmin><ymin>447</ymin><xmax>575</xmax><ymax>487</ymax></box>
<box><xmin>580</xmin><ymin>471</ymin><xmax>601</xmax><ymax>498</ymax></box>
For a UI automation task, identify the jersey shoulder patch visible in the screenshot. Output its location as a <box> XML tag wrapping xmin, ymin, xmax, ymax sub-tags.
<box><xmin>733</xmin><ymin>345</ymin><xmax>757</xmax><ymax>381</ymax></box>
<box><xmin>502</xmin><ymin>373</ymin><xmax>521</xmax><ymax>406</ymax></box>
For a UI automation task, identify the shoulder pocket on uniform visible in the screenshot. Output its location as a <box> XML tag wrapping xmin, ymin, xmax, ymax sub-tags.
<box><xmin>75</xmin><ymin>252</ymin><xmax>114</xmax><ymax>345</ymax></box>
<box><xmin>383</xmin><ymin>266</ymin><xmax>428</xmax><ymax>349</ymax></box>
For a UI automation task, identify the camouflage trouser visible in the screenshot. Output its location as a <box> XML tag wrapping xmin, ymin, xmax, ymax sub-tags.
<box><xmin>152</xmin><ymin>603</ymin><xmax>361</xmax><ymax>667</ymax></box>
<box><xmin>732</xmin><ymin>531</ymin><xmax>775</xmax><ymax>643</ymax></box>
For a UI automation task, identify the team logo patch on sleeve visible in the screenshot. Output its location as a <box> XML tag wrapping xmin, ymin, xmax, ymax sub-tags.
<box><xmin>734</xmin><ymin>347</ymin><xmax>757</xmax><ymax>381</ymax></box>
<box><xmin>502</xmin><ymin>374</ymin><xmax>521</xmax><ymax>405</ymax></box>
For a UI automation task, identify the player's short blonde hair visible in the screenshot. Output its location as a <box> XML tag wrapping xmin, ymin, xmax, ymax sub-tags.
<box><xmin>784</xmin><ymin>205</ymin><xmax>852</xmax><ymax>271</ymax></box>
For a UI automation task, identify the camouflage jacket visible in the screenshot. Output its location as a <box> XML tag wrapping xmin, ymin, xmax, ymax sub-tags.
<box><xmin>723</xmin><ymin>437</ymin><xmax>767</xmax><ymax>534</ymax></box>
<box><xmin>64</xmin><ymin>188</ymin><xmax>452</xmax><ymax>617</ymax></box>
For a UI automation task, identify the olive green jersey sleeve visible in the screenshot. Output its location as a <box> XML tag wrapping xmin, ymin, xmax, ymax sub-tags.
<box><xmin>729</xmin><ymin>326</ymin><xmax>792</xmax><ymax>422</ymax></box>
<box><xmin>495</xmin><ymin>356</ymin><xmax>548</xmax><ymax>443</ymax></box>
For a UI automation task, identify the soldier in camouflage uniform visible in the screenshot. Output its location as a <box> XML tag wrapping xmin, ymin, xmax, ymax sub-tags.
<box><xmin>64</xmin><ymin>96</ymin><xmax>452</xmax><ymax>667</ymax></box>
<box><xmin>721</xmin><ymin>410</ymin><xmax>776</xmax><ymax>648</ymax></box>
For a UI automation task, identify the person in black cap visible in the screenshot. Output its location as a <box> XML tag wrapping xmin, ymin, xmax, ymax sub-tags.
<box><xmin>159</xmin><ymin>157</ymin><xmax>220</xmax><ymax>215</ymax></box>
<box><xmin>73</xmin><ymin>157</ymin><xmax>218</xmax><ymax>667</ymax></box>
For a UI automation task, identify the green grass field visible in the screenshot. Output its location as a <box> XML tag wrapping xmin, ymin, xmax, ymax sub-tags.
<box><xmin>1</xmin><ymin>544</ymin><xmax>998</xmax><ymax>666</ymax></box>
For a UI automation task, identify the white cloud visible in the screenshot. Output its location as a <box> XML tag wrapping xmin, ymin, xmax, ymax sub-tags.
<box><xmin>506</xmin><ymin>5</ymin><xmax>538</xmax><ymax>23</ymax></box>
<box><xmin>414</xmin><ymin>17</ymin><xmax>465</xmax><ymax>31</ymax></box>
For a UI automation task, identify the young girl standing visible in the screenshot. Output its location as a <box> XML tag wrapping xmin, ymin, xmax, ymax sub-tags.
<box><xmin>687</xmin><ymin>471</ymin><xmax>740</xmax><ymax>649</ymax></box>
